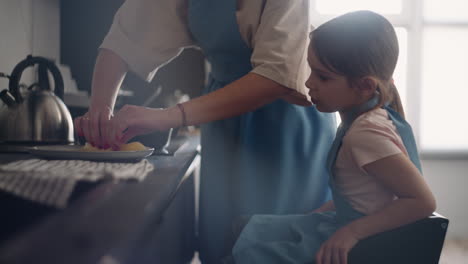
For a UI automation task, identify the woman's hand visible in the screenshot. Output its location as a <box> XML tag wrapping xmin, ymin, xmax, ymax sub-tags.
<box><xmin>315</xmin><ymin>225</ymin><xmax>359</xmax><ymax>264</ymax></box>
<box><xmin>106</xmin><ymin>105</ymin><xmax>177</xmax><ymax>149</ymax></box>
<box><xmin>74</xmin><ymin>106</ymin><xmax>113</xmax><ymax>149</ymax></box>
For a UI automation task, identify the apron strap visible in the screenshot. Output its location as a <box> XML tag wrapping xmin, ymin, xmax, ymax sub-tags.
<box><xmin>326</xmin><ymin>96</ymin><xmax>422</xmax><ymax>223</ymax></box>
<box><xmin>384</xmin><ymin>106</ymin><xmax>422</xmax><ymax>172</ymax></box>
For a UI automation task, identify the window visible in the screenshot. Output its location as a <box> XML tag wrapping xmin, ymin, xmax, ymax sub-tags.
<box><xmin>310</xmin><ymin>0</ymin><xmax>468</xmax><ymax>154</ymax></box>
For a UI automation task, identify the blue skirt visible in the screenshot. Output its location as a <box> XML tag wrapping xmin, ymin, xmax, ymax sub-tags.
<box><xmin>232</xmin><ymin>212</ymin><xmax>343</xmax><ymax>264</ymax></box>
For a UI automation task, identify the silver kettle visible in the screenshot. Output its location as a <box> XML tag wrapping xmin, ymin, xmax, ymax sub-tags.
<box><xmin>0</xmin><ymin>55</ymin><xmax>74</xmax><ymax>144</ymax></box>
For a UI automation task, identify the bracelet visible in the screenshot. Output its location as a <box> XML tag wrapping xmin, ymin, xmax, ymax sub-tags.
<box><xmin>176</xmin><ymin>103</ymin><xmax>187</xmax><ymax>127</ymax></box>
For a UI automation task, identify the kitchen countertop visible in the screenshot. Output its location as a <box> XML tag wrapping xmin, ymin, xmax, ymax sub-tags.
<box><xmin>0</xmin><ymin>133</ymin><xmax>200</xmax><ymax>264</ymax></box>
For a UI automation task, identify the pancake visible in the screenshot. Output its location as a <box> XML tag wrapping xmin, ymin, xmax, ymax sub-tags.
<box><xmin>80</xmin><ymin>141</ymin><xmax>147</xmax><ymax>152</ymax></box>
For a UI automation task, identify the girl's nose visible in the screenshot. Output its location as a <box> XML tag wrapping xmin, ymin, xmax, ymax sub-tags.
<box><xmin>306</xmin><ymin>79</ymin><xmax>317</xmax><ymax>92</ymax></box>
<box><xmin>305</xmin><ymin>77</ymin><xmax>313</xmax><ymax>89</ymax></box>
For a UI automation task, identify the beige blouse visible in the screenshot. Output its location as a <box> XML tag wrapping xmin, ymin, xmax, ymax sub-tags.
<box><xmin>100</xmin><ymin>0</ymin><xmax>313</xmax><ymax>103</ymax></box>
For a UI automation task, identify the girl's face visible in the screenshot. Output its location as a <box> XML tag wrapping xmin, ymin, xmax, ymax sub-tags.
<box><xmin>305</xmin><ymin>45</ymin><xmax>364</xmax><ymax>113</ymax></box>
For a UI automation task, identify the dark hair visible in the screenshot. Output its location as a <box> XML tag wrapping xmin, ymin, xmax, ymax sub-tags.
<box><xmin>310</xmin><ymin>10</ymin><xmax>405</xmax><ymax>118</ymax></box>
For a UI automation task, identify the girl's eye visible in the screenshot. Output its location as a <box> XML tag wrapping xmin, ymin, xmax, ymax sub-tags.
<box><xmin>318</xmin><ymin>74</ymin><xmax>330</xmax><ymax>82</ymax></box>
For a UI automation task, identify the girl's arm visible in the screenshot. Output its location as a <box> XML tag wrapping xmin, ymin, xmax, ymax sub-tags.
<box><xmin>311</xmin><ymin>200</ymin><xmax>335</xmax><ymax>213</ymax></box>
<box><xmin>347</xmin><ymin>153</ymin><xmax>436</xmax><ymax>239</ymax></box>
<box><xmin>316</xmin><ymin>153</ymin><xmax>435</xmax><ymax>264</ymax></box>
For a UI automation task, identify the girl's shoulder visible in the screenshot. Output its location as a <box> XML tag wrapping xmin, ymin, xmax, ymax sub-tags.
<box><xmin>345</xmin><ymin>108</ymin><xmax>401</xmax><ymax>143</ymax></box>
<box><xmin>342</xmin><ymin>108</ymin><xmax>407</xmax><ymax>166</ymax></box>
<box><xmin>353</xmin><ymin>108</ymin><xmax>394</xmax><ymax>130</ymax></box>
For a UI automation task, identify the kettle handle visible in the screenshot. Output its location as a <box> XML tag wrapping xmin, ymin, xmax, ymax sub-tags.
<box><xmin>8</xmin><ymin>55</ymin><xmax>64</xmax><ymax>103</ymax></box>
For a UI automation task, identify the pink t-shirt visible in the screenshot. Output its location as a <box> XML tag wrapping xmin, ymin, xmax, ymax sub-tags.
<box><xmin>334</xmin><ymin>108</ymin><xmax>409</xmax><ymax>215</ymax></box>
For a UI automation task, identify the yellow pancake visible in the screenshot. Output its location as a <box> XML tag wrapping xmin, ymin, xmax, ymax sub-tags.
<box><xmin>80</xmin><ymin>141</ymin><xmax>147</xmax><ymax>152</ymax></box>
<box><xmin>119</xmin><ymin>141</ymin><xmax>147</xmax><ymax>151</ymax></box>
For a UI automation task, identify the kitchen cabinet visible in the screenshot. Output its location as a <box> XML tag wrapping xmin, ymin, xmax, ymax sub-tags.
<box><xmin>0</xmin><ymin>134</ymin><xmax>200</xmax><ymax>264</ymax></box>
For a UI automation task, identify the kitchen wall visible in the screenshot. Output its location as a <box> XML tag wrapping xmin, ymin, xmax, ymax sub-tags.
<box><xmin>0</xmin><ymin>0</ymin><xmax>466</xmax><ymax>241</ymax></box>
<box><xmin>0</xmin><ymin>0</ymin><xmax>60</xmax><ymax>89</ymax></box>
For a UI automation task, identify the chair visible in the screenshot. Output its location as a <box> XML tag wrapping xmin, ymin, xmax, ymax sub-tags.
<box><xmin>348</xmin><ymin>212</ymin><xmax>449</xmax><ymax>264</ymax></box>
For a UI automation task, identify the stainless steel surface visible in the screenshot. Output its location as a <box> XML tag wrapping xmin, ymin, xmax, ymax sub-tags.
<box><xmin>0</xmin><ymin>91</ymin><xmax>74</xmax><ymax>143</ymax></box>
<box><xmin>0</xmin><ymin>55</ymin><xmax>74</xmax><ymax>144</ymax></box>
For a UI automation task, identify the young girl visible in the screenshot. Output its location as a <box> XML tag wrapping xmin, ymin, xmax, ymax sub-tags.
<box><xmin>230</xmin><ymin>10</ymin><xmax>436</xmax><ymax>264</ymax></box>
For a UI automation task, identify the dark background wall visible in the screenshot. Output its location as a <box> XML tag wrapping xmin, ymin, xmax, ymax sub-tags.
<box><xmin>60</xmin><ymin>0</ymin><xmax>206</xmax><ymax>109</ymax></box>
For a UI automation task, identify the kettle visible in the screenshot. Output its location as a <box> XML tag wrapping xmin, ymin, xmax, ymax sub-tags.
<box><xmin>0</xmin><ymin>55</ymin><xmax>74</xmax><ymax>144</ymax></box>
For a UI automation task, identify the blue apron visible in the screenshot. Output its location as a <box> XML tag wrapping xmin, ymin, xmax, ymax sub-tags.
<box><xmin>232</xmin><ymin>96</ymin><xmax>422</xmax><ymax>263</ymax></box>
<box><xmin>187</xmin><ymin>0</ymin><xmax>336</xmax><ymax>262</ymax></box>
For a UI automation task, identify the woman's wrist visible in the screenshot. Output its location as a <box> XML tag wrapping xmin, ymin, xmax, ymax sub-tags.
<box><xmin>176</xmin><ymin>103</ymin><xmax>187</xmax><ymax>127</ymax></box>
<box><xmin>164</xmin><ymin>105</ymin><xmax>187</xmax><ymax>129</ymax></box>
<box><xmin>89</xmin><ymin>102</ymin><xmax>113</xmax><ymax>113</ymax></box>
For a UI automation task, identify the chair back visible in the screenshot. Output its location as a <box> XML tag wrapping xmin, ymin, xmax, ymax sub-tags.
<box><xmin>349</xmin><ymin>212</ymin><xmax>449</xmax><ymax>264</ymax></box>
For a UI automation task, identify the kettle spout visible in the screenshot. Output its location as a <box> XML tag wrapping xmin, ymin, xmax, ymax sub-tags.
<box><xmin>0</xmin><ymin>89</ymin><xmax>16</xmax><ymax>107</ymax></box>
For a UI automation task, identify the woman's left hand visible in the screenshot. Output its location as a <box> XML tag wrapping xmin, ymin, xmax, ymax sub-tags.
<box><xmin>315</xmin><ymin>225</ymin><xmax>359</xmax><ymax>264</ymax></box>
<box><xmin>105</xmin><ymin>105</ymin><xmax>170</xmax><ymax>149</ymax></box>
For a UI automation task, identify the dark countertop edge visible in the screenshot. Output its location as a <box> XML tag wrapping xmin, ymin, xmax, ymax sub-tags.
<box><xmin>0</xmin><ymin>134</ymin><xmax>200</xmax><ymax>264</ymax></box>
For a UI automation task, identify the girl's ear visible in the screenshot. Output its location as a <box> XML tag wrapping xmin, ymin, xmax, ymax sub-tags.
<box><xmin>357</xmin><ymin>77</ymin><xmax>378</xmax><ymax>96</ymax></box>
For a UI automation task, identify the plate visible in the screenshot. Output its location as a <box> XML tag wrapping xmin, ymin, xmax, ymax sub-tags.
<box><xmin>28</xmin><ymin>145</ymin><xmax>154</xmax><ymax>162</ymax></box>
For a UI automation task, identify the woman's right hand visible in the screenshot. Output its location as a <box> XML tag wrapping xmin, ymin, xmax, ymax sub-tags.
<box><xmin>74</xmin><ymin>106</ymin><xmax>113</xmax><ymax>149</ymax></box>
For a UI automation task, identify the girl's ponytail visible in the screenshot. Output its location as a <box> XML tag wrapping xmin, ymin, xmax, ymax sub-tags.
<box><xmin>377</xmin><ymin>80</ymin><xmax>405</xmax><ymax>119</ymax></box>
<box><xmin>387</xmin><ymin>82</ymin><xmax>405</xmax><ymax>119</ymax></box>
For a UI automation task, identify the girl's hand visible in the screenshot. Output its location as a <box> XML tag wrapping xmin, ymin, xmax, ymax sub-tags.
<box><xmin>106</xmin><ymin>105</ymin><xmax>171</xmax><ymax>149</ymax></box>
<box><xmin>310</xmin><ymin>200</ymin><xmax>335</xmax><ymax>213</ymax></box>
<box><xmin>315</xmin><ymin>225</ymin><xmax>359</xmax><ymax>264</ymax></box>
<box><xmin>74</xmin><ymin>106</ymin><xmax>113</xmax><ymax>149</ymax></box>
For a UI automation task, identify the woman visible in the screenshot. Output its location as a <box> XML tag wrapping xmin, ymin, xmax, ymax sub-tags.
<box><xmin>74</xmin><ymin>0</ymin><xmax>335</xmax><ymax>262</ymax></box>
